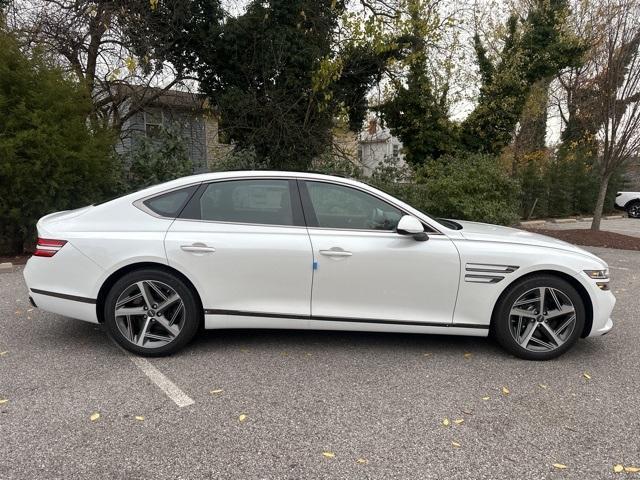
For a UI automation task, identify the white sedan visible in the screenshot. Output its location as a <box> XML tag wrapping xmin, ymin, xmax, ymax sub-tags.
<box><xmin>24</xmin><ymin>171</ymin><xmax>615</xmax><ymax>360</ymax></box>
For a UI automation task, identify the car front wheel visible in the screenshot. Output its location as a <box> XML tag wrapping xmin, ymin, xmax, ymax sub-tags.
<box><xmin>104</xmin><ymin>269</ymin><xmax>201</xmax><ymax>356</ymax></box>
<box><xmin>493</xmin><ymin>275</ymin><xmax>585</xmax><ymax>360</ymax></box>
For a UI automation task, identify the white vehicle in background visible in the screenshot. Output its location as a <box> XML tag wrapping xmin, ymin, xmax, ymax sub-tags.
<box><xmin>23</xmin><ymin>171</ymin><xmax>615</xmax><ymax>360</ymax></box>
<box><xmin>615</xmin><ymin>191</ymin><xmax>640</xmax><ymax>218</ymax></box>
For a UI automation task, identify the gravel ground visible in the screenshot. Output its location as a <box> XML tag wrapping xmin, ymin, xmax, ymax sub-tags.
<box><xmin>1</xmin><ymin>246</ymin><xmax>639</xmax><ymax>479</ymax></box>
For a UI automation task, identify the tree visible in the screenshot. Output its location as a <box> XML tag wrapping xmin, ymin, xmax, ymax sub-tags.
<box><xmin>0</xmin><ymin>29</ymin><xmax>117</xmax><ymax>254</ymax></box>
<box><xmin>156</xmin><ymin>0</ymin><xmax>409</xmax><ymax>170</ymax></box>
<box><xmin>556</xmin><ymin>0</ymin><xmax>640</xmax><ymax>230</ymax></box>
<box><xmin>6</xmin><ymin>0</ymin><xmax>217</xmax><ymax>136</ymax></box>
<box><xmin>381</xmin><ymin>0</ymin><xmax>583</xmax><ymax>166</ymax></box>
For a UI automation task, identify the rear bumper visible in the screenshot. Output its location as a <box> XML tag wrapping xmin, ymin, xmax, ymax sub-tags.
<box><xmin>28</xmin><ymin>289</ymin><xmax>99</xmax><ymax>324</ymax></box>
<box><xmin>613</xmin><ymin>202</ymin><xmax>625</xmax><ymax>211</ymax></box>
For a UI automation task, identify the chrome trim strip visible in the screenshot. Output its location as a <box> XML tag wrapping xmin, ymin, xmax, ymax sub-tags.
<box><xmin>464</xmin><ymin>274</ymin><xmax>505</xmax><ymax>284</ymax></box>
<box><xmin>466</xmin><ymin>263</ymin><xmax>519</xmax><ymax>273</ymax></box>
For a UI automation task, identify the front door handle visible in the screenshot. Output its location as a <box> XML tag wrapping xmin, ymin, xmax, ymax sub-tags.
<box><xmin>181</xmin><ymin>244</ymin><xmax>216</xmax><ymax>253</ymax></box>
<box><xmin>319</xmin><ymin>248</ymin><xmax>352</xmax><ymax>257</ymax></box>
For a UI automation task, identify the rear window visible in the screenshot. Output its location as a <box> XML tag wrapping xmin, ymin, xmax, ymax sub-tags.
<box><xmin>143</xmin><ymin>186</ymin><xmax>198</xmax><ymax>218</ymax></box>
<box><xmin>182</xmin><ymin>179</ymin><xmax>295</xmax><ymax>226</ymax></box>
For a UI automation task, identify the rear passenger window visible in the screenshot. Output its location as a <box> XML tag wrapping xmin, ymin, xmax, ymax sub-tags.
<box><xmin>185</xmin><ymin>179</ymin><xmax>295</xmax><ymax>226</ymax></box>
<box><xmin>143</xmin><ymin>186</ymin><xmax>197</xmax><ymax>217</ymax></box>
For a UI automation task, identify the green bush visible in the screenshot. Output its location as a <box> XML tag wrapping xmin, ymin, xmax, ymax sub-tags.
<box><xmin>371</xmin><ymin>154</ymin><xmax>520</xmax><ymax>226</ymax></box>
<box><xmin>0</xmin><ymin>31</ymin><xmax>119</xmax><ymax>254</ymax></box>
<box><xmin>124</xmin><ymin>127</ymin><xmax>193</xmax><ymax>191</ymax></box>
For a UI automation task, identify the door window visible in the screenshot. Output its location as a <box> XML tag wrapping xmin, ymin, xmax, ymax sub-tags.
<box><xmin>304</xmin><ymin>181</ymin><xmax>403</xmax><ymax>231</ymax></box>
<box><xmin>184</xmin><ymin>179</ymin><xmax>296</xmax><ymax>226</ymax></box>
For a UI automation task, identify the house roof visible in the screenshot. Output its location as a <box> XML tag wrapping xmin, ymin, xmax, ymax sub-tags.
<box><xmin>112</xmin><ymin>84</ymin><xmax>208</xmax><ymax>110</ymax></box>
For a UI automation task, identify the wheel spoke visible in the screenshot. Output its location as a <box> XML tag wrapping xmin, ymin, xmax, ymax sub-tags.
<box><xmin>540</xmin><ymin>322</ymin><xmax>562</xmax><ymax>346</ymax></box>
<box><xmin>168</xmin><ymin>302</ymin><xmax>183</xmax><ymax>327</ymax></box>
<box><xmin>510</xmin><ymin>307</ymin><xmax>537</xmax><ymax>319</ymax></box>
<box><xmin>518</xmin><ymin>321</ymin><xmax>538</xmax><ymax>347</ymax></box>
<box><xmin>548</xmin><ymin>288</ymin><xmax>562</xmax><ymax>311</ymax></box>
<box><xmin>154</xmin><ymin>317</ymin><xmax>180</xmax><ymax>338</ymax></box>
<box><xmin>116</xmin><ymin>292</ymin><xmax>142</xmax><ymax>308</ymax></box>
<box><xmin>136</xmin><ymin>317</ymin><xmax>152</xmax><ymax>346</ymax></box>
<box><xmin>115</xmin><ymin>306</ymin><xmax>146</xmax><ymax>317</ymax></box>
<box><xmin>529</xmin><ymin>336</ymin><xmax>555</xmax><ymax>350</ymax></box>
<box><xmin>545</xmin><ymin>305</ymin><xmax>575</xmax><ymax>320</ymax></box>
<box><xmin>137</xmin><ymin>281</ymin><xmax>154</xmax><ymax>309</ymax></box>
<box><xmin>555</xmin><ymin>314</ymin><xmax>577</xmax><ymax>335</ymax></box>
<box><xmin>148</xmin><ymin>281</ymin><xmax>168</xmax><ymax>301</ymax></box>
<box><xmin>538</xmin><ymin>287</ymin><xmax>546</xmax><ymax>315</ymax></box>
<box><xmin>157</xmin><ymin>294</ymin><xmax>180</xmax><ymax>313</ymax></box>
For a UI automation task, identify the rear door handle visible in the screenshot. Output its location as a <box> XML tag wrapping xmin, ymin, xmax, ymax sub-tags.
<box><xmin>319</xmin><ymin>248</ymin><xmax>352</xmax><ymax>257</ymax></box>
<box><xmin>181</xmin><ymin>244</ymin><xmax>216</xmax><ymax>253</ymax></box>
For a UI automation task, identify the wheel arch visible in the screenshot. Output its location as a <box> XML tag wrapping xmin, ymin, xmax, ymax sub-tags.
<box><xmin>490</xmin><ymin>269</ymin><xmax>593</xmax><ymax>338</ymax></box>
<box><xmin>624</xmin><ymin>197</ymin><xmax>640</xmax><ymax>208</ymax></box>
<box><xmin>96</xmin><ymin>262</ymin><xmax>204</xmax><ymax>325</ymax></box>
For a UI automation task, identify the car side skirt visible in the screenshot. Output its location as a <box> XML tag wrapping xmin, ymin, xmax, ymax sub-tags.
<box><xmin>203</xmin><ymin>309</ymin><xmax>489</xmax><ymax>336</ymax></box>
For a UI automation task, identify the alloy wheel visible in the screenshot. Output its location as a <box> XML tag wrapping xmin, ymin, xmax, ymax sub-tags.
<box><xmin>629</xmin><ymin>203</ymin><xmax>640</xmax><ymax>218</ymax></box>
<box><xmin>114</xmin><ymin>280</ymin><xmax>185</xmax><ymax>348</ymax></box>
<box><xmin>508</xmin><ymin>287</ymin><xmax>577</xmax><ymax>352</ymax></box>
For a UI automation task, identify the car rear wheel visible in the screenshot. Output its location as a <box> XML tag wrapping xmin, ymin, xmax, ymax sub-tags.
<box><xmin>626</xmin><ymin>201</ymin><xmax>640</xmax><ymax>218</ymax></box>
<box><xmin>493</xmin><ymin>275</ymin><xmax>585</xmax><ymax>360</ymax></box>
<box><xmin>104</xmin><ymin>269</ymin><xmax>200</xmax><ymax>356</ymax></box>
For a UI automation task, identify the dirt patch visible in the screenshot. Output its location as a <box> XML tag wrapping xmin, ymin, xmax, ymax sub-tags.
<box><xmin>525</xmin><ymin>228</ymin><xmax>640</xmax><ymax>251</ymax></box>
<box><xmin>0</xmin><ymin>254</ymin><xmax>30</xmax><ymax>265</ymax></box>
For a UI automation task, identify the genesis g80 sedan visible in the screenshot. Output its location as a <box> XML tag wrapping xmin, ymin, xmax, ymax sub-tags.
<box><xmin>24</xmin><ymin>171</ymin><xmax>615</xmax><ymax>360</ymax></box>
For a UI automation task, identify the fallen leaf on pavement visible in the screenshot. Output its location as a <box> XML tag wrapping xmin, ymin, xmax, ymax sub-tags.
<box><xmin>463</xmin><ymin>352</ymin><xmax>472</xmax><ymax>359</ymax></box>
<box><xmin>423</xmin><ymin>353</ymin><xmax>432</xmax><ymax>357</ymax></box>
<box><xmin>356</xmin><ymin>458</ymin><xmax>368</xmax><ymax>464</ymax></box>
<box><xmin>442</xmin><ymin>418</ymin><xmax>450</xmax><ymax>427</ymax></box>
<box><xmin>0</xmin><ymin>351</ymin><xmax>8</xmax><ymax>356</ymax></box>
<box><xmin>461</xmin><ymin>409</ymin><xmax>473</xmax><ymax>415</ymax></box>
<box><xmin>135</xmin><ymin>416</ymin><xmax>144</xmax><ymax>421</ymax></box>
<box><xmin>322</xmin><ymin>452</ymin><xmax>335</xmax><ymax>458</ymax></box>
<box><xmin>454</xmin><ymin>419</ymin><xmax>464</xmax><ymax>425</ymax></box>
<box><xmin>583</xmin><ymin>372</ymin><xmax>592</xmax><ymax>380</ymax></box>
<box><xmin>482</xmin><ymin>396</ymin><xmax>490</xmax><ymax>401</ymax></box>
<box><xmin>502</xmin><ymin>386</ymin><xmax>510</xmax><ymax>395</ymax></box>
<box><xmin>238</xmin><ymin>414</ymin><xmax>247</xmax><ymax>422</ymax></box>
<box><xmin>0</xmin><ymin>399</ymin><xmax>9</xmax><ymax>405</ymax></box>
<box><xmin>614</xmin><ymin>465</ymin><xmax>624</xmax><ymax>473</ymax></box>
<box><xmin>553</xmin><ymin>463</ymin><xmax>568</xmax><ymax>470</ymax></box>
<box><xmin>539</xmin><ymin>384</ymin><xmax>548</xmax><ymax>389</ymax></box>
<box><xmin>210</xmin><ymin>389</ymin><xmax>224</xmax><ymax>394</ymax></box>
<box><xmin>90</xmin><ymin>412</ymin><xmax>100</xmax><ymax>421</ymax></box>
<box><xmin>451</xmin><ymin>441</ymin><xmax>461</xmax><ymax>448</ymax></box>
<box><xmin>625</xmin><ymin>466</ymin><xmax>640</xmax><ymax>473</ymax></box>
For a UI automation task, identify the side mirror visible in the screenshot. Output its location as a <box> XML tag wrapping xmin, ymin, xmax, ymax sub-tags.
<box><xmin>397</xmin><ymin>215</ymin><xmax>428</xmax><ymax>241</ymax></box>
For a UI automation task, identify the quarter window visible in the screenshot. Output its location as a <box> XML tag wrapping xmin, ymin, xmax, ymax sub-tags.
<box><xmin>187</xmin><ymin>179</ymin><xmax>295</xmax><ymax>226</ymax></box>
<box><xmin>143</xmin><ymin>186</ymin><xmax>197</xmax><ymax>218</ymax></box>
<box><xmin>304</xmin><ymin>181</ymin><xmax>403</xmax><ymax>231</ymax></box>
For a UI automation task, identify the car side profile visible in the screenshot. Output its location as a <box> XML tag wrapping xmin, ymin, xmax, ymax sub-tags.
<box><xmin>24</xmin><ymin>171</ymin><xmax>615</xmax><ymax>360</ymax></box>
<box><xmin>615</xmin><ymin>191</ymin><xmax>640</xmax><ymax>218</ymax></box>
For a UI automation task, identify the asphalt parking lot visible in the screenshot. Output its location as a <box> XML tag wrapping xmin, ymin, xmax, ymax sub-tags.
<box><xmin>1</xmin><ymin>246</ymin><xmax>639</xmax><ymax>479</ymax></box>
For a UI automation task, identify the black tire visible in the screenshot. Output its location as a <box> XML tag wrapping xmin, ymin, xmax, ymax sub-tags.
<box><xmin>104</xmin><ymin>268</ymin><xmax>201</xmax><ymax>356</ymax></box>
<box><xmin>626</xmin><ymin>200</ymin><xmax>640</xmax><ymax>219</ymax></box>
<box><xmin>492</xmin><ymin>274</ymin><xmax>585</xmax><ymax>361</ymax></box>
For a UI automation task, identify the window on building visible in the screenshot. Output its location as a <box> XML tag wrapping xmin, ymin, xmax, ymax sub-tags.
<box><xmin>144</xmin><ymin>109</ymin><xmax>163</xmax><ymax>137</ymax></box>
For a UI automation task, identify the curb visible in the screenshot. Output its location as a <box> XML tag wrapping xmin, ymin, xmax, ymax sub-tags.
<box><xmin>0</xmin><ymin>262</ymin><xmax>14</xmax><ymax>274</ymax></box>
<box><xmin>519</xmin><ymin>215</ymin><xmax>627</xmax><ymax>228</ymax></box>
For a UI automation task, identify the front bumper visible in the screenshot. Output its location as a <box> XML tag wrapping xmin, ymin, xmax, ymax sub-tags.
<box><xmin>586</xmin><ymin>283</ymin><xmax>616</xmax><ymax>337</ymax></box>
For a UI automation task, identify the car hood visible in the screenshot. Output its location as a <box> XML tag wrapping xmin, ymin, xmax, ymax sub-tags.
<box><xmin>453</xmin><ymin>220</ymin><xmax>606</xmax><ymax>266</ymax></box>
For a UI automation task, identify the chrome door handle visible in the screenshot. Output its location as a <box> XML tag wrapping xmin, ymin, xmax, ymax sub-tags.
<box><xmin>180</xmin><ymin>244</ymin><xmax>216</xmax><ymax>253</ymax></box>
<box><xmin>319</xmin><ymin>249</ymin><xmax>352</xmax><ymax>257</ymax></box>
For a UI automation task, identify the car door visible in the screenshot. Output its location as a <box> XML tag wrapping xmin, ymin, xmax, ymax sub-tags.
<box><xmin>164</xmin><ymin>178</ymin><xmax>313</xmax><ymax>322</ymax></box>
<box><xmin>300</xmin><ymin>179</ymin><xmax>460</xmax><ymax>326</ymax></box>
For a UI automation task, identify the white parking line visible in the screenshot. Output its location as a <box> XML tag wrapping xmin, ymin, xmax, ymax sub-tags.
<box><xmin>120</xmin><ymin>348</ymin><xmax>195</xmax><ymax>408</ymax></box>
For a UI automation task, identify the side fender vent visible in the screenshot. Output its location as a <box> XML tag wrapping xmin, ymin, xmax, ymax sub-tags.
<box><xmin>465</xmin><ymin>263</ymin><xmax>519</xmax><ymax>284</ymax></box>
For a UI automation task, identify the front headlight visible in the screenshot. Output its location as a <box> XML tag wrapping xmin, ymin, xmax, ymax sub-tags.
<box><xmin>584</xmin><ymin>269</ymin><xmax>609</xmax><ymax>280</ymax></box>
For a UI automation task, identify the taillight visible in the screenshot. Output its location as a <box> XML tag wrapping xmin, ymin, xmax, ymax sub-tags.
<box><xmin>34</xmin><ymin>238</ymin><xmax>67</xmax><ymax>257</ymax></box>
